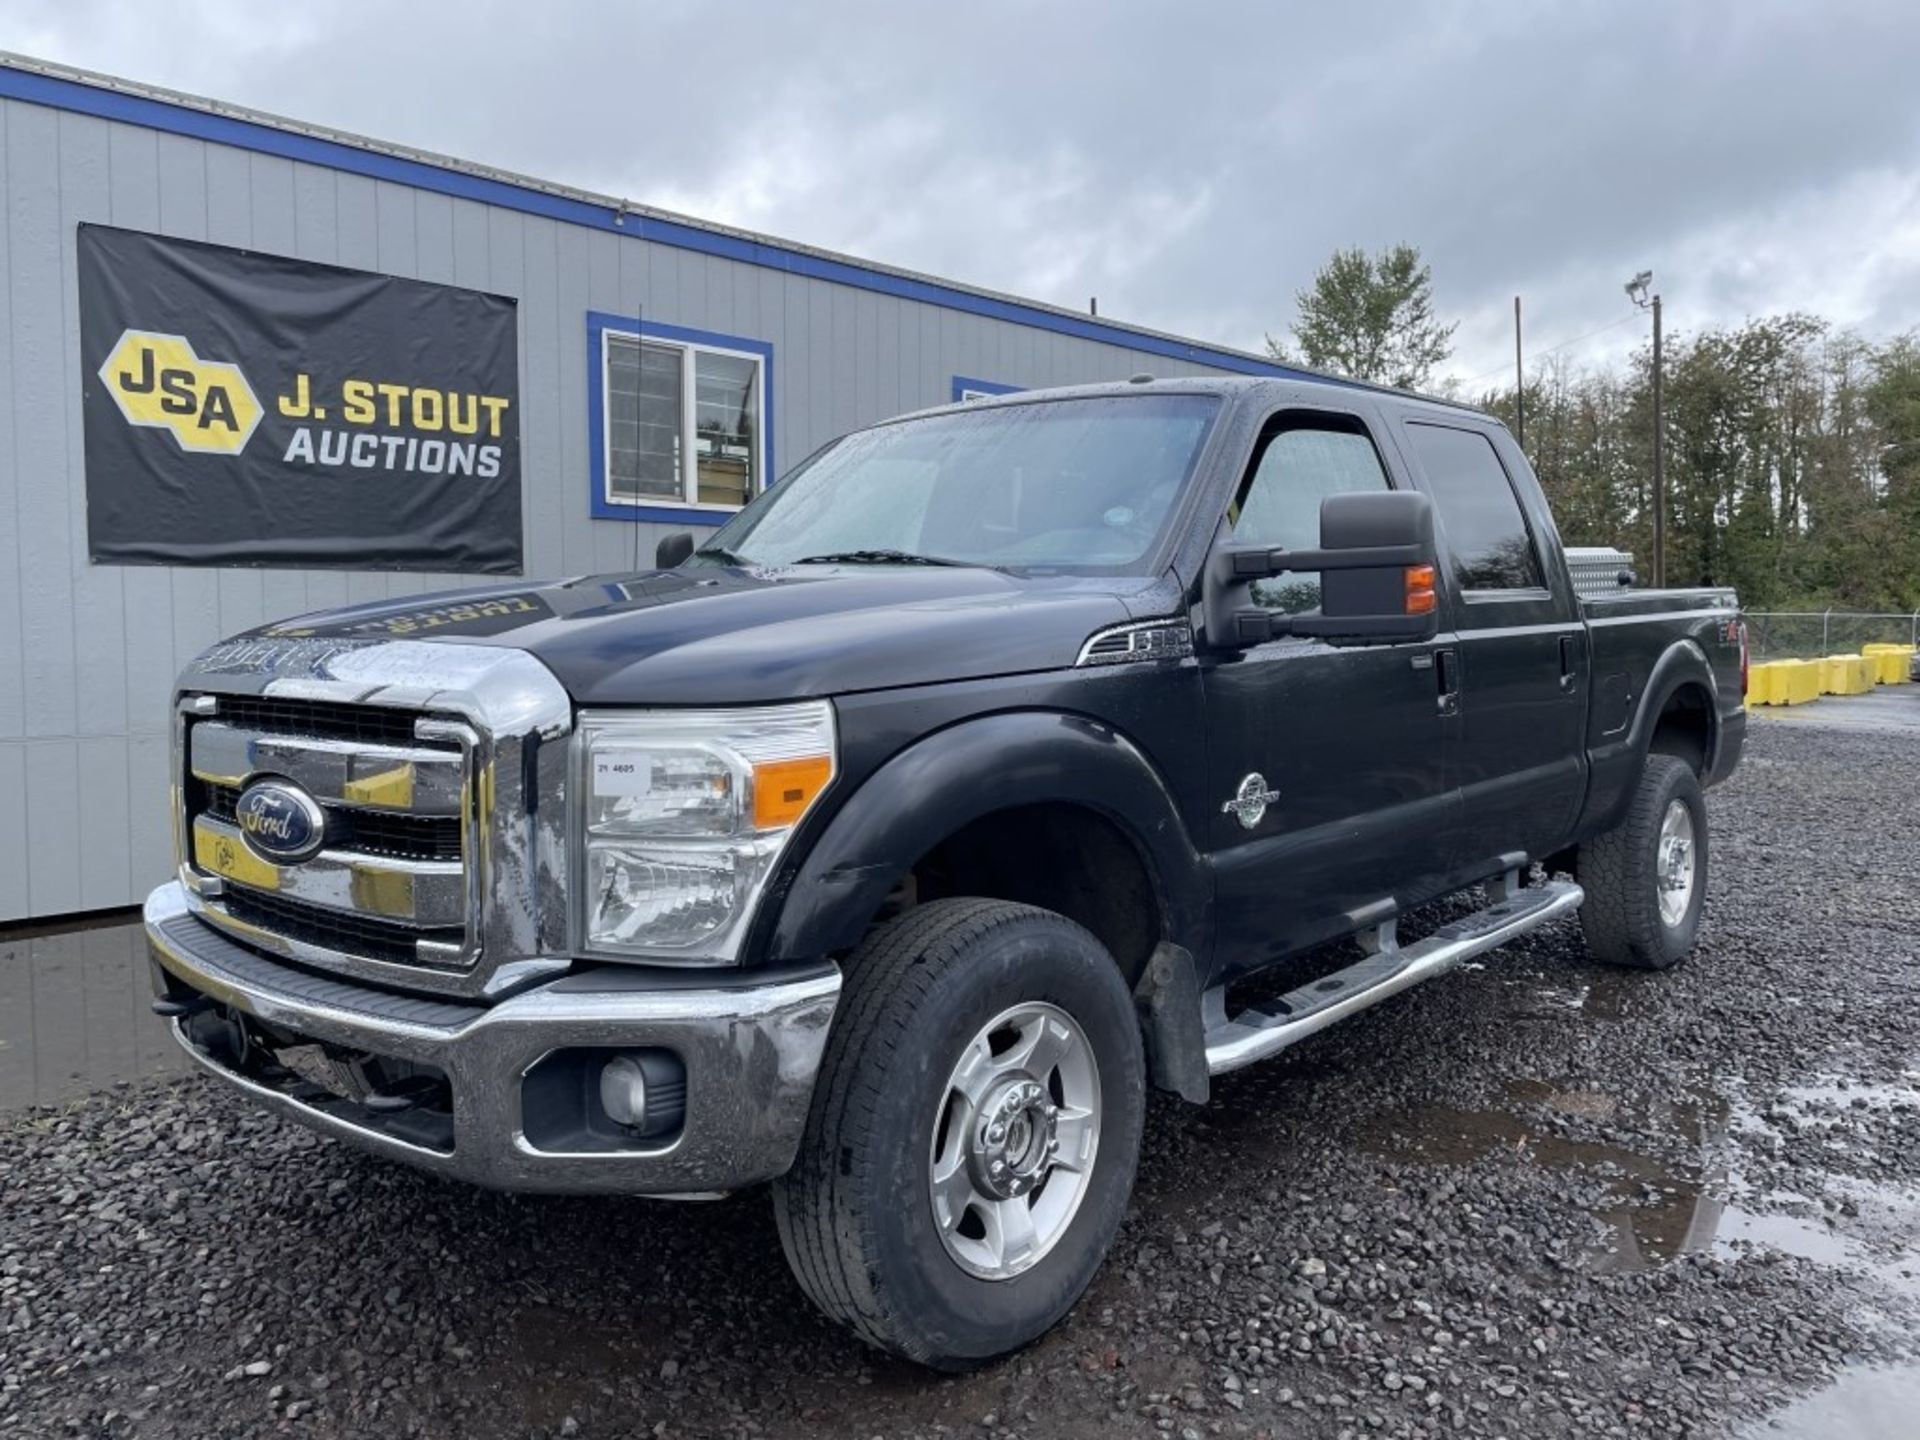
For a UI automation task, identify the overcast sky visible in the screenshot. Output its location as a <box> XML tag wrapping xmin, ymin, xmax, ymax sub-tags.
<box><xmin>11</xmin><ymin>0</ymin><xmax>1920</xmax><ymax>388</ymax></box>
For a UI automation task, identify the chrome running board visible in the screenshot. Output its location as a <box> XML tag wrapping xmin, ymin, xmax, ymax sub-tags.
<box><xmin>1203</xmin><ymin>873</ymin><xmax>1586</xmax><ymax>1077</ymax></box>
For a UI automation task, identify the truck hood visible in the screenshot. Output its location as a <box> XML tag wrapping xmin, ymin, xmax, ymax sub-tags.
<box><xmin>249</xmin><ymin>565</ymin><xmax>1147</xmax><ymax>704</ymax></box>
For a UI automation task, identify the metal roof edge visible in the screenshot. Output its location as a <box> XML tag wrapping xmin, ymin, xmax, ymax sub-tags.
<box><xmin>0</xmin><ymin>50</ymin><xmax>1306</xmax><ymax>379</ymax></box>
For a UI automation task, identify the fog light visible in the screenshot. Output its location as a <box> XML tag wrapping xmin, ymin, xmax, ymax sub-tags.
<box><xmin>521</xmin><ymin>1047</ymin><xmax>689</xmax><ymax>1152</ymax></box>
<box><xmin>600</xmin><ymin>1054</ymin><xmax>648</xmax><ymax>1127</ymax></box>
<box><xmin>598</xmin><ymin>1051</ymin><xmax>688</xmax><ymax>1138</ymax></box>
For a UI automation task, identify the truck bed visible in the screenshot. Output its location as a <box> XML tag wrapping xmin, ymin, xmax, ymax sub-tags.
<box><xmin>1579</xmin><ymin>586</ymin><xmax>1739</xmax><ymax>621</ymax></box>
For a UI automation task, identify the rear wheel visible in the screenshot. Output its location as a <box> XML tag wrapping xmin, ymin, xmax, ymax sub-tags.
<box><xmin>1575</xmin><ymin>753</ymin><xmax>1708</xmax><ymax>970</ymax></box>
<box><xmin>772</xmin><ymin>898</ymin><xmax>1145</xmax><ymax>1369</ymax></box>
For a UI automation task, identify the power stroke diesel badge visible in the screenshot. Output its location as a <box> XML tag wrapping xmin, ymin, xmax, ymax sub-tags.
<box><xmin>1223</xmin><ymin>772</ymin><xmax>1281</xmax><ymax>830</ymax></box>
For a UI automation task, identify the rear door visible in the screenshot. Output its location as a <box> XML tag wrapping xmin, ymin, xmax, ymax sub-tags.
<box><xmin>1201</xmin><ymin>403</ymin><xmax>1461</xmax><ymax>975</ymax></box>
<box><xmin>1389</xmin><ymin>418</ymin><xmax>1586</xmax><ymax>867</ymax></box>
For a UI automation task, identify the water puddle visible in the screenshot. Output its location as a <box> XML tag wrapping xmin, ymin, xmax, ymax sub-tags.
<box><xmin>1738</xmin><ymin>1362</ymin><xmax>1920</xmax><ymax>1437</ymax></box>
<box><xmin>1360</xmin><ymin>1073</ymin><xmax>1920</xmax><ymax>1295</ymax></box>
<box><xmin>0</xmin><ymin>911</ymin><xmax>186</xmax><ymax>1113</ymax></box>
<box><xmin>1500</xmin><ymin>968</ymin><xmax>1638</xmax><ymax>1022</ymax></box>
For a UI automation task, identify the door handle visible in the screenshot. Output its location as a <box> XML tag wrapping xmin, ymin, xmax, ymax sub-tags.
<box><xmin>1559</xmin><ymin>635</ymin><xmax>1578</xmax><ymax>692</ymax></box>
<box><xmin>1434</xmin><ymin>647</ymin><xmax>1460</xmax><ymax>716</ymax></box>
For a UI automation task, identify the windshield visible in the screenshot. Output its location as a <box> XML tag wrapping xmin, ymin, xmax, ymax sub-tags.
<box><xmin>699</xmin><ymin>393</ymin><xmax>1220</xmax><ymax>573</ymax></box>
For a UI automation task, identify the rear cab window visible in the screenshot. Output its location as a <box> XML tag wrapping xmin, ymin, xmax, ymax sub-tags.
<box><xmin>1398</xmin><ymin>422</ymin><xmax>1546</xmax><ymax>594</ymax></box>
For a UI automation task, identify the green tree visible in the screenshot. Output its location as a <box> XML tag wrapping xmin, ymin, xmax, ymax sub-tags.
<box><xmin>1270</xmin><ymin>244</ymin><xmax>1457</xmax><ymax>390</ymax></box>
<box><xmin>1864</xmin><ymin>334</ymin><xmax>1920</xmax><ymax>605</ymax></box>
<box><xmin>1484</xmin><ymin>317</ymin><xmax>1920</xmax><ymax>613</ymax></box>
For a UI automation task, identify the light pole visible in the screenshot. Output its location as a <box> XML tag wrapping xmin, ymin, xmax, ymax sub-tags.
<box><xmin>1625</xmin><ymin>270</ymin><xmax>1664</xmax><ymax>586</ymax></box>
<box><xmin>1513</xmin><ymin>295</ymin><xmax>1524</xmax><ymax>450</ymax></box>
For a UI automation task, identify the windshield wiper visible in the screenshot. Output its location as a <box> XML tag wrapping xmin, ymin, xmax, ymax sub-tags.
<box><xmin>791</xmin><ymin>548</ymin><xmax>977</xmax><ymax>568</ymax></box>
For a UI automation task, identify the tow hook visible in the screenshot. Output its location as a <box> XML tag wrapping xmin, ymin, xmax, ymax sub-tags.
<box><xmin>150</xmin><ymin>995</ymin><xmax>212</xmax><ymax>1020</ymax></box>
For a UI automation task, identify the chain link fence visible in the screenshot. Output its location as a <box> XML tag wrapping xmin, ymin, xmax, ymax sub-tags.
<box><xmin>1743</xmin><ymin>610</ymin><xmax>1920</xmax><ymax>661</ymax></box>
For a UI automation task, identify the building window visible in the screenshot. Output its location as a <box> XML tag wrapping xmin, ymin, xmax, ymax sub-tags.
<box><xmin>590</xmin><ymin>313</ymin><xmax>774</xmax><ymax>523</ymax></box>
<box><xmin>952</xmin><ymin>375</ymin><xmax>1022</xmax><ymax>403</ymax></box>
<box><xmin>607</xmin><ymin>333</ymin><xmax>760</xmax><ymax>507</ymax></box>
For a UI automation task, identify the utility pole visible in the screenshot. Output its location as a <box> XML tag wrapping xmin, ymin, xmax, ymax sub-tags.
<box><xmin>1625</xmin><ymin>270</ymin><xmax>1665</xmax><ymax>586</ymax></box>
<box><xmin>1513</xmin><ymin>295</ymin><xmax>1525</xmax><ymax>450</ymax></box>
<box><xmin>1650</xmin><ymin>292</ymin><xmax>1664</xmax><ymax>587</ymax></box>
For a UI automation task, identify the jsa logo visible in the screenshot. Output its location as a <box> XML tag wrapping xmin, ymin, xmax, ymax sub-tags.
<box><xmin>98</xmin><ymin>329</ymin><xmax>263</xmax><ymax>455</ymax></box>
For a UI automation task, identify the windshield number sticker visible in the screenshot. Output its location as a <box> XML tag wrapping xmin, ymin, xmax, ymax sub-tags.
<box><xmin>593</xmin><ymin>754</ymin><xmax>652</xmax><ymax>799</ymax></box>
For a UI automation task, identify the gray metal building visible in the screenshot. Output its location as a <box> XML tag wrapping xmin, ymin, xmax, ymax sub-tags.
<box><xmin>0</xmin><ymin>52</ymin><xmax>1304</xmax><ymax>923</ymax></box>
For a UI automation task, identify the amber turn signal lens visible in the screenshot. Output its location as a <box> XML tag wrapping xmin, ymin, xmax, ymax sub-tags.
<box><xmin>752</xmin><ymin>754</ymin><xmax>834</xmax><ymax>829</ymax></box>
<box><xmin>1404</xmin><ymin>564</ymin><xmax>1437</xmax><ymax>615</ymax></box>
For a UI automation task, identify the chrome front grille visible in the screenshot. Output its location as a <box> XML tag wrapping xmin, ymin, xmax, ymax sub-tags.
<box><xmin>206</xmin><ymin>694</ymin><xmax>432</xmax><ymax>746</ymax></box>
<box><xmin>202</xmin><ymin>782</ymin><xmax>465</xmax><ymax>862</ymax></box>
<box><xmin>171</xmin><ymin>636</ymin><xmax>575</xmax><ymax>1000</ymax></box>
<box><xmin>218</xmin><ymin>887</ymin><xmax>464</xmax><ymax>968</ymax></box>
<box><xmin>181</xmin><ymin>701</ymin><xmax>479</xmax><ymax>975</ymax></box>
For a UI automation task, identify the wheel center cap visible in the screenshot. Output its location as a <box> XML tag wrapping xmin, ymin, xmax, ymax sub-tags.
<box><xmin>970</xmin><ymin>1078</ymin><xmax>1059</xmax><ymax>1200</ymax></box>
<box><xmin>1660</xmin><ymin>836</ymin><xmax>1691</xmax><ymax>890</ymax></box>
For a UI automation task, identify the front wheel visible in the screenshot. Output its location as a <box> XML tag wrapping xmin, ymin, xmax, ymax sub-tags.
<box><xmin>772</xmin><ymin>898</ymin><xmax>1145</xmax><ymax>1369</ymax></box>
<box><xmin>1575</xmin><ymin>753</ymin><xmax>1709</xmax><ymax>970</ymax></box>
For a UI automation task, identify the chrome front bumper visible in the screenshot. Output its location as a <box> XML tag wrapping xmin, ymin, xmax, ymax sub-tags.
<box><xmin>144</xmin><ymin>882</ymin><xmax>840</xmax><ymax>1195</ymax></box>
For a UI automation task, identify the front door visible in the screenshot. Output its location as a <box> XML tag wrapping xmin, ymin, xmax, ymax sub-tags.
<box><xmin>1201</xmin><ymin>405</ymin><xmax>1460</xmax><ymax>978</ymax></box>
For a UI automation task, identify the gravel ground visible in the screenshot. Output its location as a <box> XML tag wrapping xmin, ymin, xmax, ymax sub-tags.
<box><xmin>5</xmin><ymin>704</ymin><xmax>1920</xmax><ymax>1440</ymax></box>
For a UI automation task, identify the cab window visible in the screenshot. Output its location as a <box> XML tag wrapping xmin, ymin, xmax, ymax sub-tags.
<box><xmin>1402</xmin><ymin>422</ymin><xmax>1545</xmax><ymax>591</ymax></box>
<box><xmin>1230</xmin><ymin>417</ymin><xmax>1393</xmax><ymax>614</ymax></box>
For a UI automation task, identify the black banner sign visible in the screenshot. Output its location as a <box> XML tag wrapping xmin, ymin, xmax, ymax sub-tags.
<box><xmin>79</xmin><ymin>223</ymin><xmax>523</xmax><ymax>573</ymax></box>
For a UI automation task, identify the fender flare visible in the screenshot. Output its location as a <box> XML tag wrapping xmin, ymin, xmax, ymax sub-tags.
<box><xmin>1629</xmin><ymin>637</ymin><xmax>1722</xmax><ymax>768</ymax></box>
<box><xmin>757</xmin><ymin>710</ymin><xmax>1210</xmax><ymax>964</ymax></box>
<box><xmin>1580</xmin><ymin>637</ymin><xmax>1721</xmax><ymax>836</ymax></box>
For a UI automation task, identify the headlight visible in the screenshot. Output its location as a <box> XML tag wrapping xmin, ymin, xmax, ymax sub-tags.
<box><xmin>577</xmin><ymin>703</ymin><xmax>836</xmax><ymax>962</ymax></box>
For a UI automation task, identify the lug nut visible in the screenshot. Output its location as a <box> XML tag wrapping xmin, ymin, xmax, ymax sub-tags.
<box><xmin>989</xmin><ymin>1124</ymin><xmax>1006</xmax><ymax>1143</ymax></box>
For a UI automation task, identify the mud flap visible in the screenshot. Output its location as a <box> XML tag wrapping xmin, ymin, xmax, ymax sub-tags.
<box><xmin>1133</xmin><ymin>942</ymin><xmax>1210</xmax><ymax>1104</ymax></box>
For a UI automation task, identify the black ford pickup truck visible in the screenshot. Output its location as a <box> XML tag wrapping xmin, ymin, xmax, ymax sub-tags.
<box><xmin>146</xmin><ymin>375</ymin><xmax>1745</xmax><ymax>1368</ymax></box>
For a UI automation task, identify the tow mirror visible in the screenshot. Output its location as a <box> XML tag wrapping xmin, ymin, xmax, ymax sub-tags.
<box><xmin>1203</xmin><ymin>490</ymin><xmax>1441</xmax><ymax>648</ymax></box>
<box><xmin>655</xmin><ymin>531</ymin><xmax>695</xmax><ymax>569</ymax></box>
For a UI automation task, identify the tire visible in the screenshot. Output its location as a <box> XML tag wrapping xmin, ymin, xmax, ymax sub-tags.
<box><xmin>772</xmin><ymin>898</ymin><xmax>1146</xmax><ymax>1369</ymax></box>
<box><xmin>1575</xmin><ymin>753</ymin><xmax>1708</xmax><ymax>970</ymax></box>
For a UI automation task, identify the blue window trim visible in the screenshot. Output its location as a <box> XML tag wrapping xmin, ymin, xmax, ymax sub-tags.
<box><xmin>951</xmin><ymin>376</ymin><xmax>1024</xmax><ymax>402</ymax></box>
<box><xmin>0</xmin><ymin>61</ymin><xmax>1311</xmax><ymax>383</ymax></box>
<box><xmin>587</xmin><ymin>312</ymin><xmax>775</xmax><ymax>526</ymax></box>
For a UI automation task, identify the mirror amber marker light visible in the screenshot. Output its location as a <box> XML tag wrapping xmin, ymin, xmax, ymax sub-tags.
<box><xmin>1404</xmin><ymin>564</ymin><xmax>1437</xmax><ymax>615</ymax></box>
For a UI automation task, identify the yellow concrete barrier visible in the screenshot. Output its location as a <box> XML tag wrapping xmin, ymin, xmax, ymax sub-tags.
<box><xmin>1744</xmin><ymin>661</ymin><xmax>1778</xmax><ymax>706</ymax></box>
<box><xmin>1862</xmin><ymin>644</ymin><xmax>1915</xmax><ymax>684</ymax></box>
<box><xmin>1778</xmin><ymin>659</ymin><xmax>1824</xmax><ymax>704</ymax></box>
<box><xmin>1866</xmin><ymin>650</ymin><xmax>1906</xmax><ymax>684</ymax></box>
<box><xmin>1820</xmin><ymin>654</ymin><xmax>1874</xmax><ymax>695</ymax></box>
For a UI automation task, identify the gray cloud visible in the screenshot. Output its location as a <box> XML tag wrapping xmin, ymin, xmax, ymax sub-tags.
<box><xmin>13</xmin><ymin>0</ymin><xmax>1920</xmax><ymax>383</ymax></box>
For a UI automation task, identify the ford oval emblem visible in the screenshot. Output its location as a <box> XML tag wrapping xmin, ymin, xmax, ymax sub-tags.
<box><xmin>233</xmin><ymin>777</ymin><xmax>327</xmax><ymax>864</ymax></box>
